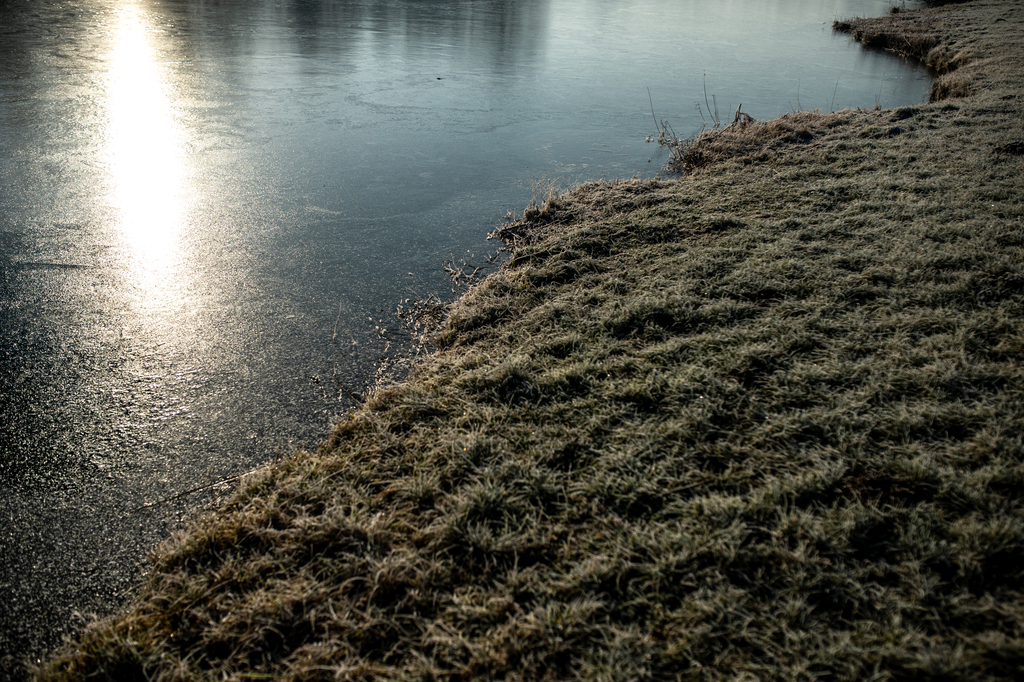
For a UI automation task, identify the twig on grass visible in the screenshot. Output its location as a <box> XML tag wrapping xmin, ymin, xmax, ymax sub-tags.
<box><xmin>648</xmin><ymin>87</ymin><xmax>659</xmax><ymax>133</ymax></box>
<box><xmin>129</xmin><ymin>471</ymin><xmax>258</xmax><ymax>514</ymax></box>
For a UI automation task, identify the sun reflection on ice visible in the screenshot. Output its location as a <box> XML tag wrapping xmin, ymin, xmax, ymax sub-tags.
<box><xmin>103</xmin><ymin>3</ymin><xmax>189</xmax><ymax>301</ymax></box>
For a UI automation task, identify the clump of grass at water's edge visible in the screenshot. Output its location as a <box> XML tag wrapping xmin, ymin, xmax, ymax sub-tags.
<box><xmin>33</xmin><ymin>0</ymin><xmax>1024</xmax><ymax>679</ymax></box>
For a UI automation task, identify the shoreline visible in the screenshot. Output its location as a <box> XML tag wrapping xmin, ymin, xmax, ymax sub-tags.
<box><xmin>36</xmin><ymin>0</ymin><xmax>1024</xmax><ymax>679</ymax></box>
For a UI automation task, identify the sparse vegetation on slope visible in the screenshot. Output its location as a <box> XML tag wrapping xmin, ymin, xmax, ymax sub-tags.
<box><xmin>36</xmin><ymin>1</ymin><xmax>1024</xmax><ymax>680</ymax></box>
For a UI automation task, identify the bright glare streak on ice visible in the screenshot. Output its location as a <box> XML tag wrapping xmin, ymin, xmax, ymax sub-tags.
<box><xmin>103</xmin><ymin>3</ymin><xmax>188</xmax><ymax>296</ymax></box>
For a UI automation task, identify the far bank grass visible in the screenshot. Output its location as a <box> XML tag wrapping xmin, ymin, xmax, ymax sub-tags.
<box><xmin>35</xmin><ymin>0</ymin><xmax>1024</xmax><ymax>680</ymax></box>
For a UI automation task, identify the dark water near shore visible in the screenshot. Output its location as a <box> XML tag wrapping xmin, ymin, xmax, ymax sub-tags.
<box><xmin>0</xmin><ymin>0</ymin><xmax>928</xmax><ymax>667</ymax></box>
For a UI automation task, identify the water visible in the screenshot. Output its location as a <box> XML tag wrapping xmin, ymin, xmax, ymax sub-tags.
<box><xmin>0</xmin><ymin>0</ymin><xmax>929</xmax><ymax>665</ymax></box>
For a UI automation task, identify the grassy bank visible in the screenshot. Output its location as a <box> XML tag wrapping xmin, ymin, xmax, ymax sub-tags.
<box><xmin>36</xmin><ymin>0</ymin><xmax>1024</xmax><ymax>679</ymax></box>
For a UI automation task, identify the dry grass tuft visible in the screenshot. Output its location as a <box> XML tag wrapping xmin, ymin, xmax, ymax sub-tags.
<box><xmin>832</xmin><ymin>15</ymin><xmax>940</xmax><ymax>63</ymax></box>
<box><xmin>656</xmin><ymin>110</ymin><xmax>855</xmax><ymax>175</ymax></box>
